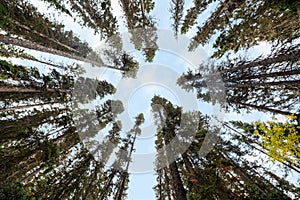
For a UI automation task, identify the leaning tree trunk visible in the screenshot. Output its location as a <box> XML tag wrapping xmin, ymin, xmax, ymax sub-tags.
<box><xmin>234</xmin><ymin>101</ymin><xmax>298</xmax><ymax>117</ymax></box>
<box><xmin>226</xmin><ymin>80</ymin><xmax>300</xmax><ymax>89</ymax></box>
<box><xmin>222</xmin><ymin>47</ymin><xmax>300</xmax><ymax>73</ymax></box>
<box><xmin>0</xmin><ymin>86</ymin><xmax>70</xmax><ymax>93</ymax></box>
<box><xmin>0</xmin><ymin>34</ymin><xmax>124</xmax><ymax>72</ymax></box>
<box><xmin>0</xmin><ymin>46</ymin><xmax>66</xmax><ymax>69</ymax></box>
<box><xmin>12</xmin><ymin>20</ymin><xmax>80</xmax><ymax>54</ymax></box>
<box><xmin>229</xmin><ymin>68</ymin><xmax>300</xmax><ymax>82</ymax></box>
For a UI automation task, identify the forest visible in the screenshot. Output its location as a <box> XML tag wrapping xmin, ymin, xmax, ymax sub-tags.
<box><xmin>0</xmin><ymin>0</ymin><xmax>299</xmax><ymax>199</ymax></box>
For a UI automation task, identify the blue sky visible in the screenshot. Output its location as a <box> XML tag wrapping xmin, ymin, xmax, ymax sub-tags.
<box><xmin>8</xmin><ymin>0</ymin><xmax>292</xmax><ymax>199</ymax></box>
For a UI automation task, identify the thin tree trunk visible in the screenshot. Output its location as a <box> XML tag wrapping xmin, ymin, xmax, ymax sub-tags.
<box><xmin>115</xmin><ymin>127</ymin><xmax>139</xmax><ymax>200</ymax></box>
<box><xmin>181</xmin><ymin>153</ymin><xmax>195</xmax><ymax>175</ymax></box>
<box><xmin>0</xmin><ymin>103</ymin><xmax>52</xmax><ymax>112</ymax></box>
<box><xmin>156</xmin><ymin>107</ymin><xmax>187</xmax><ymax>200</ymax></box>
<box><xmin>202</xmin><ymin>48</ymin><xmax>300</xmax><ymax>79</ymax></box>
<box><xmin>230</xmin><ymin>68</ymin><xmax>300</xmax><ymax>82</ymax></box>
<box><xmin>169</xmin><ymin>162</ymin><xmax>187</xmax><ymax>200</ymax></box>
<box><xmin>158</xmin><ymin>169</ymin><xmax>163</xmax><ymax>200</ymax></box>
<box><xmin>0</xmin><ymin>46</ymin><xmax>66</xmax><ymax>69</ymax></box>
<box><xmin>0</xmin><ymin>86</ymin><xmax>70</xmax><ymax>93</ymax></box>
<box><xmin>226</xmin><ymin>80</ymin><xmax>300</xmax><ymax>88</ymax></box>
<box><xmin>12</xmin><ymin>20</ymin><xmax>81</xmax><ymax>54</ymax></box>
<box><xmin>235</xmin><ymin>101</ymin><xmax>297</xmax><ymax>116</ymax></box>
<box><xmin>0</xmin><ymin>34</ymin><xmax>123</xmax><ymax>71</ymax></box>
<box><xmin>81</xmin><ymin>163</ymin><xmax>103</xmax><ymax>200</ymax></box>
<box><xmin>164</xmin><ymin>170</ymin><xmax>172</xmax><ymax>200</ymax></box>
<box><xmin>115</xmin><ymin>172</ymin><xmax>128</xmax><ymax>200</ymax></box>
<box><xmin>139</xmin><ymin>0</ymin><xmax>147</xmax><ymax>25</ymax></box>
<box><xmin>222</xmin><ymin>48</ymin><xmax>300</xmax><ymax>73</ymax></box>
<box><xmin>0</xmin><ymin>86</ymin><xmax>43</xmax><ymax>93</ymax></box>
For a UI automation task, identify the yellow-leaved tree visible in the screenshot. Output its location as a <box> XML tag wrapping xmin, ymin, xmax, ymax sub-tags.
<box><xmin>232</xmin><ymin>115</ymin><xmax>300</xmax><ymax>167</ymax></box>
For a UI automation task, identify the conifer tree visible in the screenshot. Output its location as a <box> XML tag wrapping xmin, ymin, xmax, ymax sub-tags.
<box><xmin>0</xmin><ymin>0</ymin><xmax>92</xmax><ymax>57</ymax></box>
<box><xmin>177</xmin><ymin>46</ymin><xmax>300</xmax><ymax>117</ymax></box>
<box><xmin>151</xmin><ymin>95</ymin><xmax>299</xmax><ymax>199</ymax></box>
<box><xmin>114</xmin><ymin>113</ymin><xmax>145</xmax><ymax>200</ymax></box>
<box><xmin>180</xmin><ymin>0</ymin><xmax>300</xmax><ymax>57</ymax></box>
<box><xmin>170</xmin><ymin>0</ymin><xmax>185</xmax><ymax>37</ymax></box>
<box><xmin>42</xmin><ymin>0</ymin><xmax>118</xmax><ymax>39</ymax></box>
<box><xmin>119</xmin><ymin>0</ymin><xmax>158</xmax><ymax>62</ymax></box>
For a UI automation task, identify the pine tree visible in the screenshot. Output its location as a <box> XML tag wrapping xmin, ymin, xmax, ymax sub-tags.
<box><xmin>0</xmin><ymin>43</ymin><xmax>66</xmax><ymax>69</ymax></box>
<box><xmin>151</xmin><ymin>96</ymin><xmax>187</xmax><ymax>200</ymax></box>
<box><xmin>119</xmin><ymin>0</ymin><xmax>158</xmax><ymax>62</ymax></box>
<box><xmin>102</xmin><ymin>37</ymin><xmax>140</xmax><ymax>78</ymax></box>
<box><xmin>42</xmin><ymin>0</ymin><xmax>118</xmax><ymax>39</ymax></box>
<box><xmin>0</xmin><ymin>59</ymin><xmax>73</xmax><ymax>95</ymax></box>
<box><xmin>73</xmin><ymin>77</ymin><xmax>116</xmax><ymax>104</ymax></box>
<box><xmin>181</xmin><ymin>0</ymin><xmax>300</xmax><ymax>57</ymax></box>
<box><xmin>0</xmin><ymin>91</ymin><xmax>126</xmax><ymax>199</ymax></box>
<box><xmin>177</xmin><ymin>46</ymin><xmax>300</xmax><ymax>117</ymax></box>
<box><xmin>151</xmin><ymin>95</ymin><xmax>299</xmax><ymax>199</ymax></box>
<box><xmin>0</xmin><ymin>105</ymin><xmax>73</xmax><ymax>187</ymax></box>
<box><xmin>0</xmin><ymin>1</ymin><xmax>141</xmax><ymax>76</ymax></box>
<box><xmin>181</xmin><ymin>0</ymin><xmax>215</xmax><ymax>34</ymax></box>
<box><xmin>169</xmin><ymin>0</ymin><xmax>185</xmax><ymax>37</ymax></box>
<box><xmin>0</xmin><ymin>0</ymin><xmax>92</xmax><ymax>57</ymax></box>
<box><xmin>114</xmin><ymin>113</ymin><xmax>145</xmax><ymax>200</ymax></box>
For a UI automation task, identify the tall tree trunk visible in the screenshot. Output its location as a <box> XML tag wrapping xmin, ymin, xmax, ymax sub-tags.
<box><xmin>81</xmin><ymin>162</ymin><xmax>104</xmax><ymax>200</ymax></box>
<box><xmin>235</xmin><ymin>101</ymin><xmax>297</xmax><ymax>116</ymax></box>
<box><xmin>12</xmin><ymin>20</ymin><xmax>80</xmax><ymax>54</ymax></box>
<box><xmin>164</xmin><ymin>130</ymin><xmax>187</xmax><ymax>200</ymax></box>
<box><xmin>226</xmin><ymin>80</ymin><xmax>300</xmax><ymax>88</ymax></box>
<box><xmin>201</xmin><ymin>48</ymin><xmax>300</xmax><ymax>79</ymax></box>
<box><xmin>115</xmin><ymin>172</ymin><xmax>129</xmax><ymax>200</ymax></box>
<box><xmin>0</xmin><ymin>46</ymin><xmax>66</xmax><ymax>69</ymax></box>
<box><xmin>115</xmin><ymin>127</ymin><xmax>139</xmax><ymax>200</ymax></box>
<box><xmin>0</xmin><ymin>34</ymin><xmax>123</xmax><ymax>71</ymax></box>
<box><xmin>229</xmin><ymin>68</ymin><xmax>300</xmax><ymax>82</ymax></box>
<box><xmin>222</xmin><ymin>48</ymin><xmax>300</xmax><ymax>73</ymax></box>
<box><xmin>157</xmin><ymin>169</ymin><xmax>163</xmax><ymax>200</ymax></box>
<box><xmin>168</xmin><ymin>162</ymin><xmax>187</xmax><ymax>200</ymax></box>
<box><xmin>0</xmin><ymin>86</ymin><xmax>70</xmax><ymax>93</ymax></box>
<box><xmin>0</xmin><ymin>103</ymin><xmax>52</xmax><ymax>112</ymax></box>
<box><xmin>181</xmin><ymin>153</ymin><xmax>195</xmax><ymax>175</ymax></box>
<box><xmin>164</xmin><ymin>170</ymin><xmax>172</xmax><ymax>200</ymax></box>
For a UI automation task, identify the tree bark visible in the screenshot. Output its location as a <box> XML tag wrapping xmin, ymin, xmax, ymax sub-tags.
<box><xmin>100</xmin><ymin>170</ymin><xmax>117</xmax><ymax>200</ymax></box>
<box><xmin>0</xmin><ymin>46</ymin><xmax>66</xmax><ymax>69</ymax></box>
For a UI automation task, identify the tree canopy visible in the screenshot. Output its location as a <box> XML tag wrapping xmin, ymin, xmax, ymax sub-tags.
<box><xmin>0</xmin><ymin>0</ymin><xmax>299</xmax><ymax>199</ymax></box>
